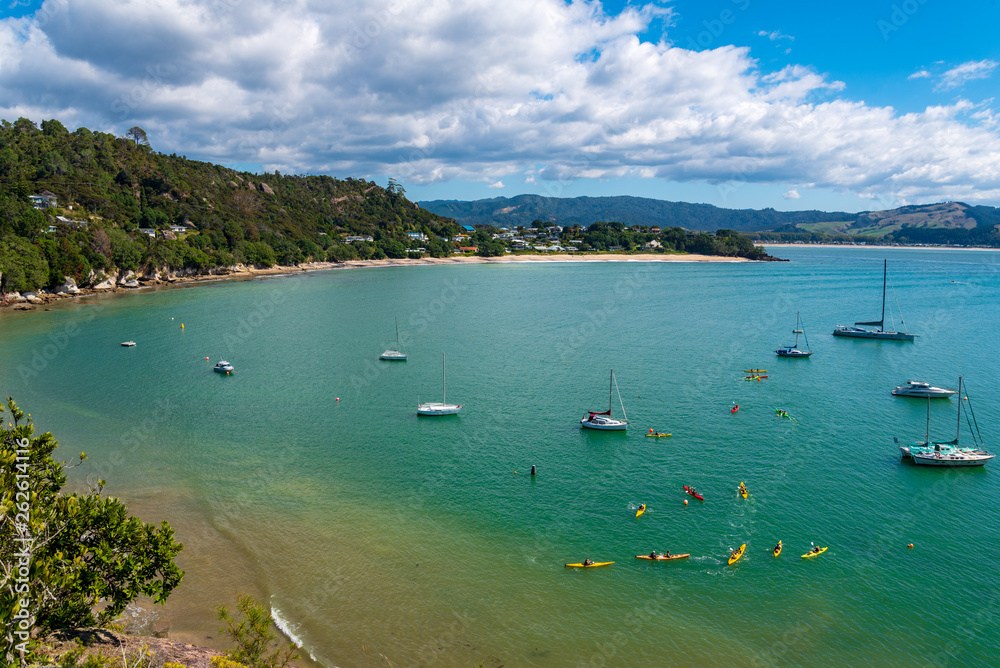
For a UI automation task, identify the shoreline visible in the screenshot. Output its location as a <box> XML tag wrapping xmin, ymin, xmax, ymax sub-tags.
<box><xmin>0</xmin><ymin>252</ymin><xmax>752</xmax><ymax>313</ymax></box>
<box><xmin>762</xmin><ymin>242</ymin><xmax>1000</xmax><ymax>251</ymax></box>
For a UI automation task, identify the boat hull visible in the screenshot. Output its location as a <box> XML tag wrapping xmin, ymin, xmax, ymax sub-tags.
<box><xmin>911</xmin><ymin>453</ymin><xmax>994</xmax><ymax>466</ymax></box>
<box><xmin>775</xmin><ymin>348</ymin><xmax>812</xmax><ymax>357</ymax></box>
<box><xmin>581</xmin><ymin>418</ymin><xmax>627</xmax><ymax>430</ymax></box>
<box><xmin>418</xmin><ymin>403</ymin><xmax>462</xmax><ymax>416</ymax></box>
<box><xmin>891</xmin><ymin>388</ymin><xmax>955</xmax><ymax>398</ymax></box>
<box><xmin>380</xmin><ymin>350</ymin><xmax>407</xmax><ymax>361</ymax></box>
<box><xmin>833</xmin><ymin>327</ymin><xmax>915</xmax><ymax>341</ymax></box>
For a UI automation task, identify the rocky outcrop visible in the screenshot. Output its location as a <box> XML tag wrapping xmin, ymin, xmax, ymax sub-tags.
<box><xmin>54</xmin><ymin>277</ymin><xmax>81</xmax><ymax>295</ymax></box>
<box><xmin>261</xmin><ymin>182</ymin><xmax>274</xmax><ymax>195</ymax></box>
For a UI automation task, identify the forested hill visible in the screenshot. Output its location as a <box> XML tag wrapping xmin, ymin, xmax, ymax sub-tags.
<box><xmin>0</xmin><ymin>117</ymin><xmax>458</xmax><ymax>293</ymax></box>
<box><xmin>420</xmin><ymin>194</ymin><xmax>853</xmax><ymax>231</ymax></box>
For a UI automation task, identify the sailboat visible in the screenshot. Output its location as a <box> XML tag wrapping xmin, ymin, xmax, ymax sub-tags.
<box><xmin>581</xmin><ymin>369</ymin><xmax>628</xmax><ymax>430</ymax></box>
<box><xmin>417</xmin><ymin>353</ymin><xmax>462</xmax><ymax>415</ymax></box>
<box><xmin>897</xmin><ymin>377</ymin><xmax>994</xmax><ymax>466</ymax></box>
<box><xmin>833</xmin><ymin>259</ymin><xmax>915</xmax><ymax>340</ymax></box>
<box><xmin>775</xmin><ymin>312</ymin><xmax>812</xmax><ymax>357</ymax></box>
<box><xmin>380</xmin><ymin>318</ymin><xmax>407</xmax><ymax>361</ymax></box>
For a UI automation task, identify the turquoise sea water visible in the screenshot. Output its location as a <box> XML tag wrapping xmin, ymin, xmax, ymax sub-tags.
<box><xmin>3</xmin><ymin>247</ymin><xmax>1000</xmax><ymax>666</ymax></box>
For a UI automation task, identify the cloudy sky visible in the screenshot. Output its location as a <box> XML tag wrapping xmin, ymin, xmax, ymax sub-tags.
<box><xmin>1</xmin><ymin>0</ymin><xmax>998</xmax><ymax>211</ymax></box>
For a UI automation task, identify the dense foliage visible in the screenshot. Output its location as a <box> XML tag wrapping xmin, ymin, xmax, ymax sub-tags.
<box><xmin>1</xmin><ymin>398</ymin><xmax>184</xmax><ymax>663</ymax></box>
<box><xmin>0</xmin><ymin>117</ymin><xmax>454</xmax><ymax>292</ymax></box>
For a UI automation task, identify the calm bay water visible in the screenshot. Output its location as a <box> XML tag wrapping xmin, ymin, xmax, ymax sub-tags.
<box><xmin>3</xmin><ymin>247</ymin><xmax>1000</xmax><ymax>666</ymax></box>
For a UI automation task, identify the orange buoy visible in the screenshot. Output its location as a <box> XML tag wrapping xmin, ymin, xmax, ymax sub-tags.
<box><xmin>907</xmin><ymin>543</ymin><xmax>914</xmax><ymax>549</ymax></box>
<box><xmin>684</xmin><ymin>500</ymin><xmax>688</xmax><ymax>506</ymax></box>
<box><xmin>204</xmin><ymin>357</ymin><xmax>209</xmax><ymax>360</ymax></box>
<box><xmin>336</xmin><ymin>397</ymin><xmax>340</xmax><ymax>402</ymax></box>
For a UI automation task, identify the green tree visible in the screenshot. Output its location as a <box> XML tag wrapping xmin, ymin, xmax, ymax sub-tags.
<box><xmin>216</xmin><ymin>594</ymin><xmax>299</xmax><ymax>668</ymax></box>
<box><xmin>0</xmin><ymin>398</ymin><xmax>184</xmax><ymax>662</ymax></box>
<box><xmin>0</xmin><ymin>237</ymin><xmax>49</xmax><ymax>292</ymax></box>
<box><xmin>126</xmin><ymin>126</ymin><xmax>149</xmax><ymax>146</ymax></box>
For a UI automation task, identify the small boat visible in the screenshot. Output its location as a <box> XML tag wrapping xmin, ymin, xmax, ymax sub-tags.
<box><xmin>565</xmin><ymin>561</ymin><xmax>614</xmax><ymax>568</ymax></box>
<box><xmin>645</xmin><ymin>432</ymin><xmax>672</xmax><ymax>438</ymax></box>
<box><xmin>899</xmin><ymin>377</ymin><xmax>995</xmax><ymax>466</ymax></box>
<box><xmin>773</xmin><ymin>541</ymin><xmax>782</xmax><ymax>558</ymax></box>
<box><xmin>683</xmin><ymin>485</ymin><xmax>704</xmax><ymax>501</ymax></box>
<box><xmin>417</xmin><ymin>353</ymin><xmax>461</xmax><ymax>415</ymax></box>
<box><xmin>213</xmin><ymin>361</ymin><xmax>234</xmax><ymax>373</ymax></box>
<box><xmin>728</xmin><ymin>544</ymin><xmax>746</xmax><ymax>565</ymax></box>
<box><xmin>833</xmin><ymin>259</ymin><xmax>916</xmax><ymax>340</ymax></box>
<box><xmin>802</xmin><ymin>547</ymin><xmax>828</xmax><ymax>559</ymax></box>
<box><xmin>379</xmin><ymin>317</ymin><xmax>407</xmax><ymax>361</ymax></box>
<box><xmin>120</xmin><ymin>341</ymin><xmax>136</xmax><ymax>347</ymax></box>
<box><xmin>891</xmin><ymin>380</ymin><xmax>956</xmax><ymax>398</ymax></box>
<box><xmin>775</xmin><ymin>312</ymin><xmax>812</xmax><ymax>357</ymax></box>
<box><xmin>739</xmin><ymin>482</ymin><xmax>748</xmax><ymax>499</ymax></box>
<box><xmin>743</xmin><ymin>369</ymin><xmax>767</xmax><ymax>373</ymax></box>
<box><xmin>635</xmin><ymin>504</ymin><xmax>646</xmax><ymax>517</ymax></box>
<box><xmin>581</xmin><ymin>369</ymin><xmax>628</xmax><ymax>431</ymax></box>
<box><xmin>731</xmin><ymin>403</ymin><xmax>739</xmax><ymax>413</ymax></box>
<box><xmin>635</xmin><ymin>553</ymin><xmax>690</xmax><ymax>561</ymax></box>
<box><xmin>744</xmin><ymin>374</ymin><xmax>768</xmax><ymax>381</ymax></box>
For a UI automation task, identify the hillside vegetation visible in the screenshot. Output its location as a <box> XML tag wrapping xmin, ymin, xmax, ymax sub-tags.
<box><xmin>0</xmin><ymin>118</ymin><xmax>778</xmax><ymax>295</ymax></box>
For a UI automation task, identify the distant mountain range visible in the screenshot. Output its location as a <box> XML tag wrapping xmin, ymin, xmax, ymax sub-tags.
<box><xmin>420</xmin><ymin>195</ymin><xmax>1000</xmax><ymax>245</ymax></box>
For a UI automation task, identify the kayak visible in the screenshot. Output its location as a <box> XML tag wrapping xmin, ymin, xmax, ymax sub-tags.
<box><xmin>731</xmin><ymin>405</ymin><xmax>739</xmax><ymax>413</ymax></box>
<box><xmin>739</xmin><ymin>482</ymin><xmax>748</xmax><ymax>499</ymax></box>
<box><xmin>635</xmin><ymin>504</ymin><xmax>646</xmax><ymax>517</ymax></box>
<box><xmin>683</xmin><ymin>485</ymin><xmax>704</xmax><ymax>501</ymax></box>
<box><xmin>565</xmin><ymin>561</ymin><xmax>614</xmax><ymax>568</ymax></box>
<box><xmin>802</xmin><ymin>547</ymin><xmax>828</xmax><ymax>559</ymax></box>
<box><xmin>645</xmin><ymin>433</ymin><xmax>672</xmax><ymax>437</ymax></box>
<box><xmin>743</xmin><ymin>369</ymin><xmax>767</xmax><ymax>373</ymax></box>
<box><xmin>728</xmin><ymin>543</ymin><xmax>746</xmax><ymax>565</ymax></box>
<box><xmin>773</xmin><ymin>540</ymin><xmax>782</xmax><ymax>558</ymax></box>
<box><xmin>744</xmin><ymin>375</ymin><xmax>768</xmax><ymax>380</ymax></box>
<box><xmin>635</xmin><ymin>554</ymin><xmax>690</xmax><ymax>561</ymax></box>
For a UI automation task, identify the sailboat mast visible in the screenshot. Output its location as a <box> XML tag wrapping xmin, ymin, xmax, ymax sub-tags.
<box><xmin>395</xmin><ymin>317</ymin><xmax>400</xmax><ymax>347</ymax></box>
<box><xmin>880</xmin><ymin>259</ymin><xmax>887</xmax><ymax>330</ymax></box>
<box><xmin>925</xmin><ymin>396</ymin><xmax>930</xmax><ymax>445</ymax></box>
<box><xmin>609</xmin><ymin>369</ymin><xmax>614</xmax><ymax>413</ymax></box>
<box><xmin>955</xmin><ymin>376</ymin><xmax>963</xmax><ymax>442</ymax></box>
<box><xmin>443</xmin><ymin>353</ymin><xmax>446</xmax><ymax>404</ymax></box>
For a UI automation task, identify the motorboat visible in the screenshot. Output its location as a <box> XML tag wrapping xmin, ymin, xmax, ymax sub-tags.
<box><xmin>214</xmin><ymin>360</ymin><xmax>234</xmax><ymax>373</ymax></box>
<box><xmin>891</xmin><ymin>380</ymin><xmax>956</xmax><ymax>398</ymax></box>
<box><xmin>121</xmin><ymin>341</ymin><xmax>136</xmax><ymax>347</ymax></box>
<box><xmin>418</xmin><ymin>353</ymin><xmax>461</xmax><ymax>415</ymax></box>
<box><xmin>581</xmin><ymin>369</ymin><xmax>628</xmax><ymax>431</ymax></box>
<box><xmin>775</xmin><ymin>312</ymin><xmax>812</xmax><ymax>357</ymax></box>
<box><xmin>833</xmin><ymin>259</ymin><xmax>916</xmax><ymax>341</ymax></box>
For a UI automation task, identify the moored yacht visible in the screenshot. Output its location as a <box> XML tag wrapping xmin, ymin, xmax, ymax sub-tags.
<box><xmin>417</xmin><ymin>353</ymin><xmax>461</xmax><ymax>415</ymax></box>
<box><xmin>891</xmin><ymin>380</ymin><xmax>956</xmax><ymax>398</ymax></box>
<box><xmin>898</xmin><ymin>377</ymin><xmax>993</xmax><ymax>467</ymax></box>
<box><xmin>581</xmin><ymin>369</ymin><xmax>628</xmax><ymax>431</ymax></box>
<box><xmin>214</xmin><ymin>360</ymin><xmax>234</xmax><ymax>373</ymax></box>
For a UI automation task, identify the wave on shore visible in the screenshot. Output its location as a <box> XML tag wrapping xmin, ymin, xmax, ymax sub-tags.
<box><xmin>271</xmin><ymin>601</ymin><xmax>320</xmax><ymax>663</ymax></box>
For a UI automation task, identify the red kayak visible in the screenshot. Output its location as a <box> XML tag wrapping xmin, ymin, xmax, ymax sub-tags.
<box><xmin>683</xmin><ymin>485</ymin><xmax>704</xmax><ymax>501</ymax></box>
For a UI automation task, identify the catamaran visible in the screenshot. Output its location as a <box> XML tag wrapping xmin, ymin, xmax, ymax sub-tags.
<box><xmin>897</xmin><ymin>377</ymin><xmax>994</xmax><ymax>466</ymax></box>
<box><xmin>833</xmin><ymin>259</ymin><xmax>915</xmax><ymax>340</ymax></box>
<box><xmin>417</xmin><ymin>352</ymin><xmax>461</xmax><ymax>415</ymax></box>
<box><xmin>581</xmin><ymin>369</ymin><xmax>628</xmax><ymax>430</ymax></box>
<box><xmin>380</xmin><ymin>317</ymin><xmax>407</xmax><ymax>361</ymax></box>
<box><xmin>775</xmin><ymin>311</ymin><xmax>812</xmax><ymax>357</ymax></box>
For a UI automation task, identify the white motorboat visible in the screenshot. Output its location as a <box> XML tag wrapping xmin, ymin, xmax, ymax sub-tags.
<box><xmin>213</xmin><ymin>360</ymin><xmax>234</xmax><ymax>373</ymax></box>
<box><xmin>898</xmin><ymin>377</ymin><xmax>993</xmax><ymax>467</ymax></box>
<box><xmin>380</xmin><ymin>317</ymin><xmax>407</xmax><ymax>361</ymax></box>
<box><xmin>581</xmin><ymin>369</ymin><xmax>628</xmax><ymax>431</ymax></box>
<box><xmin>833</xmin><ymin>259</ymin><xmax>916</xmax><ymax>341</ymax></box>
<box><xmin>775</xmin><ymin>312</ymin><xmax>812</xmax><ymax>357</ymax></box>
<box><xmin>121</xmin><ymin>341</ymin><xmax>136</xmax><ymax>347</ymax></box>
<box><xmin>891</xmin><ymin>380</ymin><xmax>956</xmax><ymax>398</ymax></box>
<box><xmin>418</xmin><ymin>353</ymin><xmax>461</xmax><ymax>415</ymax></box>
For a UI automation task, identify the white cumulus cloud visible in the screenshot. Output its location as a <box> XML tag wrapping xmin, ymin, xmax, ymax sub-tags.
<box><xmin>0</xmin><ymin>0</ymin><xmax>998</xmax><ymax>203</ymax></box>
<box><xmin>488</xmin><ymin>180</ymin><xmax>504</xmax><ymax>188</ymax></box>
<box><xmin>783</xmin><ymin>189</ymin><xmax>801</xmax><ymax>199</ymax></box>
<box><xmin>936</xmin><ymin>59</ymin><xmax>998</xmax><ymax>91</ymax></box>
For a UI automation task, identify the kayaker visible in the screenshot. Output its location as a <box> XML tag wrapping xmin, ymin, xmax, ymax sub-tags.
<box><xmin>773</xmin><ymin>542</ymin><xmax>781</xmax><ymax>553</ymax></box>
<box><xmin>583</xmin><ymin>558</ymin><xmax>593</xmax><ymax>566</ymax></box>
<box><xmin>649</xmin><ymin>551</ymin><xmax>657</xmax><ymax>559</ymax></box>
<box><xmin>664</xmin><ymin>550</ymin><xmax>671</xmax><ymax>558</ymax></box>
<box><xmin>811</xmin><ymin>546</ymin><xmax>821</xmax><ymax>554</ymax></box>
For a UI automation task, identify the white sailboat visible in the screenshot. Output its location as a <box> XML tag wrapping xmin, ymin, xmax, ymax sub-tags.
<box><xmin>898</xmin><ymin>377</ymin><xmax>994</xmax><ymax>466</ymax></box>
<box><xmin>380</xmin><ymin>318</ymin><xmax>407</xmax><ymax>361</ymax></box>
<box><xmin>833</xmin><ymin>259</ymin><xmax>915</xmax><ymax>340</ymax></box>
<box><xmin>417</xmin><ymin>353</ymin><xmax>462</xmax><ymax>415</ymax></box>
<box><xmin>775</xmin><ymin>312</ymin><xmax>812</xmax><ymax>357</ymax></box>
<box><xmin>581</xmin><ymin>369</ymin><xmax>628</xmax><ymax>430</ymax></box>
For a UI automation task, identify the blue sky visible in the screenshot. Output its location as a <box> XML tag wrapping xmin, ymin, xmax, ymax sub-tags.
<box><xmin>1</xmin><ymin>0</ymin><xmax>999</xmax><ymax>211</ymax></box>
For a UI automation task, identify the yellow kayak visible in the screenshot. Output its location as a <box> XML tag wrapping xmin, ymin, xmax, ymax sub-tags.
<box><xmin>565</xmin><ymin>561</ymin><xmax>614</xmax><ymax>568</ymax></box>
<box><xmin>636</xmin><ymin>554</ymin><xmax>690</xmax><ymax>561</ymax></box>
<box><xmin>739</xmin><ymin>482</ymin><xmax>748</xmax><ymax>499</ymax></box>
<box><xmin>728</xmin><ymin>543</ymin><xmax>746</xmax><ymax>565</ymax></box>
<box><xmin>645</xmin><ymin>433</ymin><xmax>672</xmax><ymax>437</ymax></box>
<box><xmin>801</xmin><ymin>547</ymin><xmax>828</xmax><ymax>559</ymax></box>
<box><xmin>773</xmin><ymin>540</ymin><xmax>782</xmax><ymax>558</ymax></box>
<box><xmin>636</xmin><ymin>504</ymin><xmax>646</xmax><ymax>517</ymax></box>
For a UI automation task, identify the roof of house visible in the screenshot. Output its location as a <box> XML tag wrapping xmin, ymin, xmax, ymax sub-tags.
<box><xmin>461</xmin><ymin>225</ymin><xmax>475</xmax><ymax>231</ymax></box>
